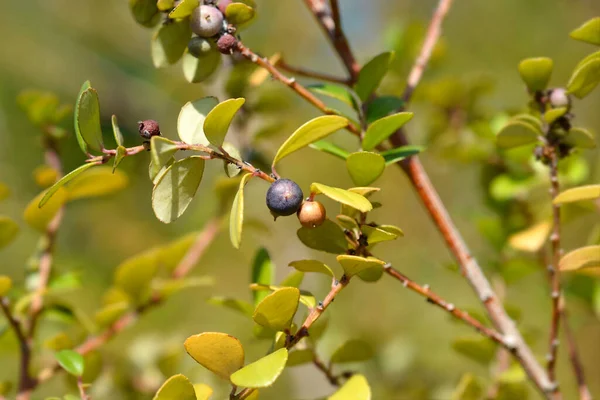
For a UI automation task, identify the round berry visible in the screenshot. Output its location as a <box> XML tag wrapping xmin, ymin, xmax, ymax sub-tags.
<box><xmin>138</xmin><ymin>120</ymin><xmax>161</xmax><ymax>139</ymax></box>
<box><xmin>217</xmin><ymin>0</ymin><xmax>233</xmax><ymax>14</ymax></box>
<box><xmin>190</xmin><ymin>5</ymin><xmax>224</xmax><ymax>38</ymax></box>
<box><xmin>266</xmin><ymin>179</ymin><xmax>304</xmax><ymax>218</ymax></box>
<box><xmin>549</xmin><ymin>88</ymin><xmax>570</xmax><ymax>109</ymax></box>
<box><xmin>297</xmin><ymin>200</ymin><xmax>326</xmax><ymax>228</ymax></box>
<box><xmin>217</xmin><ymin>33</ymin><xmax>237</xmax><ymax>54</ymax></box>
<box><xmin>188</xmin><ymin>37</ymin><xmax>215</xmax><ymax>58</ymax></box>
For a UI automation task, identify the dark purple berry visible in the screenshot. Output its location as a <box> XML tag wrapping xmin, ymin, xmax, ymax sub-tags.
<box><xmin>190</xmin><ymin>5</ymin><xmax>224</xmax><ymax>38</ymax></box>
<box><xmin>138</xmin><ymin>120</ymin><xmax>161</xmax><ymax>139</ymax></box>
<box><xmin>217</xmin><ymin>33</ymin><xmax>237</xmax><ymax>54</ymax></box>
<box><xmin>266</xmin><ymin>179</ymin><xmax>304</xmax><ymax>218</ymax></box>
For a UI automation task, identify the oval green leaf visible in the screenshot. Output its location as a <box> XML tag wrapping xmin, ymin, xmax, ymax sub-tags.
<box><xmin>25</xmin><ymin>188</ymin><xmax>67</xmax><ymax>232</ymax></box>
<box><xmin>221</xmin><ymin>142</ymin><xmax>243</xmax><ymax>178</ymax></box>
<box><xmin>225</xmin><ymin>3</ymin><xmax>256</xmax><ymax>26</ymax></box>
<box><xmin>361</xmin><ymin>225</ymin><xmax>399</xmax><ymax>244</ymax></box>
<box><xmin>113</xmin><ymin>145</ymin><xmax>127</xmax><ymax>173</ymax></box>
<box><xmin>564</xmin><ymin>127</ymin><xmax>596</xmax><ymax>149</ymax></box>
<box><xmin>152</xmin><ymin>19</ymin><xmax>191</xmax><ymax>68</ymax></box>
<box><xmin>114</xmin><ymin>250</ymin><xmax>159</xmax><ymax>300</ymax></box>
<box><xmin>518</xmin><ymin>57</ymin><xmax>553</xmax><ymax>92</ymax></box>
<box><xmin>66</xmin><ymin>167</ymin><xmax>128</xmax><ymax>201</ymax></box>
<box><xmin>185</xmin><ymin>332</ymin><xmax>244</xmax><ymax>380</ymax></box>
<box><xmin>230</xmin><ymin>348</ymin><xmax>288</xmax><ymax>388</ymax></box>
<box><xmin>355</xmin><ymin>52</ymin><xmax>394</xmax><ymax>101</ymax></box>
<box><xmin>253</xmin><ymin>287</ymin><xmax>300</xmax><ymax>331</ymax></box>
<box><xmin>553</xmin><ymin>184</ymin><xmax>600</xmax><ymax>205</ymax></box>
<box><xmin>0</xmin><ymin>217</ymin><xmax>19</xmax><ymax>249</ymax></box>
<box><xmin>288</xmin><ymin>260</ymin><xmax>334</xmax><ymax>277</ymax></box>
<box><xmin>567</xmin><ymin>58</ymin><xmax>600</xmax><ymax>99</ymax></box>
<box><xmin>330</xmin><ymin>339</ymin><xmax>374</xmax><ymax>364</ymax></box>
<box><xmin>153</xmin><ymin>374</ymin><xmax>196</xmax><ymax>400</ymax></box>
<box><xmin>178</xmin><ymin>97</ymin><xmax>219</xmax><ymax>145</ymax></box>
<box><xmin>310</xmin><ymin>183</ymin><xmax>372</xmax><ymax>213</ymax></box>
<box><xmin>287</xmin><ymin>349</ymin><xmax>314</xmax><ymax>367</ymax></box>
<box><xmin>129</xmin><ymin>0</ymin><xmax>160</xmax><ymax>27</ymax></box>
<box><xmin>366</xmin><ymin>96</ymin><xmax>404</xmax><ymax>124</ymax></box>
<box><xmin>194</xmin><ymin>383</ymin><xmax>214</xmax><ymax>400</ymax></box>
<box><xmin>111</xmin><ymin>115</ymin><xmax>124</xmax><ymax>146</ymax></box>
<box><xmin>39</xmin><ymin>162</ymin><xmax>99</xmax><ymax>208</ymax></box>
<box><xmin>55</xmin><ymin>349</ymin><xmax>84</xmax><ymax>377</ymax></box>
<box><xmin>543</xmin><ymin>107</ymin><xmax>567</xmax><ymax>124</ymax></box>
<box><xmin>328</xmin><ymin>374</ymin><xmax>371</xmax><ymax>400</ymax></box>
<box><xmin>570</xmin><ymin>17</ymin><xmax>600</xmax><ymax>46</ymax></box>
<box><xmin>272</xmin><ymin>116</ymin><xmax>349</xmax><ymax>166</ymax></box>
<box><xmin>229</xmin><ymin>173</ymin><xmax>252</xmax><ymax>249</ymax></box>
<box><xmin>0</xmin><ymin>276</ymin><xmax>12</xmax><ymax>296</ymax></box>
<box><xmin>252</xmin><ymin>248</ymin><xmax>273</xmax><ymax>305</ymax></box>
<box><xmin>309</xmin><ymin>140</ymin><xmax>350</xmax><ymax>160</ymax></box>
<box><xmin>297</xmin><ymin>219</ymin><xmax>348</xmax><ymax>254</ymax></box>
<box><xmin>204</xmin><ymin>98</ymin><xmax>245</xmax><ymax>147</ymax></box>
<box><xmin>307</xmin><ymin>83</ymin><xmax>356</xmax><ymax>108</ymax></box>
<box><xmin>152</xmin><ymin>156</ymin><xmax>206</xmax><ymax>223</ymax></box>
<box><xmin>168</xmin><ymin>0</ymin><xmax>199</xmax><ymax>19</ymax></box>
<box><xmin>362</xmin><ymin>112</ymin><xmax>413</xmax><ymax>151</ymax></box>
<box><xmin>94</xmin><ymin>302</ymin><xmax>129</xmax><ymax>327</ymax></box>
<box><xmin>151</xmin><ymin>137</ymin><xmax>180</xmax><ymax>171</ymax></box>
<box><xmin>182</xmin><ymin>50</ymin><xmax>222</xmax><ymax>83</ymax></box>
<box><xmin>496</xmin><ymin>121</ymin><xmax>540</xmax><ymax>149</ymax></box>
<box><xmin>77</xmin><ymin>87</ymin><xmax>104</xmax><ymax>153</ymax></box>
<box><xmin>346</xmin><ymin>152</ymin><xmax>385</xmax><ymax>186</ymax></box>
<box><xmin>559</xmin><ymin>245</ymin><xmax>600</xmax><ymax>272</ymax></box>
<box><xmin>380</xmin><ymin>145</ymin><xmax>423</xmax><ymax>165</ymax></box>
<box><xmin>74</xmin><ymin>81</ymin><xmax>92</xmax><ymax>154</ymax></box>
<box><xmin>336</xmin><ymin>255</ymin><xmax>385</xmax><ymax>277</ymax></box>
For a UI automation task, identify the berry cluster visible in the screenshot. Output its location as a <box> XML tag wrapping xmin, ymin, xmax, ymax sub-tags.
<box><xmin>189</xmin><ymin>1</ymin><xmax>238</xmax><ymax>57</ymax></box>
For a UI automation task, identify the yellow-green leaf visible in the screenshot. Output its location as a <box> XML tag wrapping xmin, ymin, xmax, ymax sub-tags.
<box><xmin>111</xmin><ymin>115</ymin><xmax>124</xmax><ymax>146</ymax></box>
<box><xmin>251</xmin><ymin>247</ymin><xmax>273</xmax><ymax>305</ymax></box>
<box><xmin>297</xmin><ymin>219</ymin><xmax>348</xmax><ymax>254</ymax></box>
<box><xmin>565</xmin><ymin>127</ymin><xmax>596</xmax><ymax>149</ymax></box>
<box><xmin>168</xmin><ymin>0</ymin><xmax>199</xmax><ymax>19</ymax></box>
<box><xmin>73</xmin><ymin>81</ymin><xmax>91</xmax><ymax>154</ymax></box>
<box><xmin>194</xmin><ymin>383</ymin><xmax>214</xmax><ymax>400</ymax></box>
<box><xmin>153</xmin><ymin>374</ymin><xmax>196</xmax><ymax>400</ymax></box>
<box><xmin>113</xmin><ymin>146</ymin><xmax>127</xmax><ymax>173</ymax></box>
<box><xmin>33</xmin><ymin>166</ymin><xmax>58</xmax><ymax>188</ymax></box>
<box><xmin>129</xmin><ymin>0</ymin><xmax>160</xmax><ymax>27</ymax></box>
<box><xmin>25</xmin><ymin>188</ymin><xmax>67</xmax><ymax>231</ymax></box>
<box><xmin>508</xmin><ymin>221</ymin><xmax>552</xmax><ymax>253</ymax></box>
<box><xmin>336</xmin><ymin>255</ymin><xmax>385</xmax><ymax>277</ymax></box>
<box><xmin>229</xmin><ymin>173</ymin><xmax>252</xmax><ymax>249</ymax></box>
<box><xmin>307</xmin><ymin>83</ymin><xmax>356</xmax><ymax>108</ymax></box>
<box><xmin>361</xmin><ymin>225</ymin><xmax>399</xmax><ymax>244</ymax></box>
<box><xmin>66</xmin><ymin>167</ymin><xmax>128</xmax><ymax>201</ymax></box>
<box><xmin>207</xmin><ymin>297</ymin><xmax>254</xmax><ymax>317</ymax></box>
<box><xmin>451</xmin><ymin>336</ymin><xmax>497</xmax><ymax>364</ymax></box>
<box><xmin>182</xmin><ymin>50</ymin><xmax>221</xmax><ymax>83</ymax></box>
<box><xmin>114</xmin><ymin>250</ymin><xmax>159</xmax><ymax>301</ymax></box>
<box><xmin>94</xmin><ymin>302</ymin><xmax>129</xmax><ymax>327</ymax></box>
<box><xmin>362</xmin><ymin>112</ymin><xmax>413</xmax><ymax>150</ymax></box>
<box><xmin>330</xmin><ymin>339</ymin><xmax>373</xmax><ymax>364</ymax></box>
<box><xmin>230</xmin><ymin>348</ymin><xmax>288</xmax><ymax>388</ymax></box>
<box><xmin>39</xmin><ymin>162</ymin><xmax>100</xmax><ymax>207</ymax></box>
<box><xmin>346</xmin><ymin>152</ymin><xmax>385</xmax><ymax>186</ymax></box>
<box><xmin>77</xmin><ymin>87</ymin><xmax>104</xmax><ymax>153</ymax></box>
<box><xmin>222</xmin><ymin>142</ymin><xmax>242</xmax><ymax>178</ymax></box>
<box><xmin>184</xmin><ymin>332</ymin><xmax>245</xmax><ymax>380</ymax></box>
<box><xmin>309</xmin><ymin>140</ymin><xmax>351</xmax><ymax>160</ymax></box>
<box><xmin>570</xmin><ymin>17</ymin><xmax>600</xmax><ymax>46</ymax></box>
<box><xmin>311</xmin><ymin>183</ymin><xmax>372</xmax><ymax>213</ymax></box>
<box><xmin>152</xmin><ymin>156</ymin><xmax>206</xmax><ymax>223</ymax></box>
<box><xmin>55</xmin><ymin>349</ymin><xmax>84</xmax><ymax>377</ymax></box>
<box><xmin>253</xmin><ymin>287</ymin><xmax>300</xmax><ymax>331</ymax></box>
<box><xmin>0</xmin><ymin>217</ymin><xmax>19</xmax><ymax>249</ymax></box>
<box><xmin>287</xmin><ymin>349</ymin><xmax>314</xmax><ymax>366</ymax></box>
<box><xmin>567</xmin><ymin>58</ymin><xmax>600</xmax><ymax>99</ymax></box>
<box><xmin>225</xmin><ymin>3</ymin><xmax>256</xmax><ymax>26</ymax></box>
<box><xmin>377</xmin><ymin>224</ymin><xmax>404</xmax><ymax>237</ymax></box>
<box><xmin>559</xmin><ymin>245</ymin><xmax>600</xmax><ymax>272</ymax></box>
<box><xmin>151</xmin><ymin>137</ymin><xmax>180</xmax><ymax>171</ymax></box>
<box><xmin>288</xmin><ymin>260</ymin><xmax>334</xmax><ymax>277</ymax></box>
<box><xmin>204</xmin><ymin>98</ymin><xmax>245</xmax><ymax>147</ymax></box>
<box><xmin>543</xmin><ymin>107</ymin><xmax>567</xmax><ymax>124</ymax></box>
<box><xmin>496</xmin><ymin>121</ymin><xmax>540</xmax><ymax>149</ymax></box>
<box><xmin>178</xmin><ymin>97</ymin><xmax>219</xmax><ymax>145</ymax></box>
<box><xmin>518</xmin><ymin>57</ymin><xmax>553</xmax><ymax>92</ymax></box>
<box><xmin>0</xmin><ymin>276</ymin><xmax>12</xmax><ymax>296</ymax></box>
<box><xmin>355</xmin><ymin>52</ymin><xmax>394</xmax><ymax>101</ymax></box>
<box><xmin>272</xmin><ymin>116</ymin><xmax>349</xmax><ymax>166</ymax></box>
<box><xmin>157</xmin><ymin>0</ymin><xmax>174</xmax><ymax>11</ymax></box>
<box><xmin>0</xmin><ymin>183</ymin><xmax>9</xmax><ymax>201</ymax></box>
<box><xmin>553</xmin><ymin>184</ymin><xmax>600</xmax><ymax>205</ymax></box>
<box><xmin>152</xmin><ymin>19</ymin><xmax>191</xmax><ymax>68</ymax></box>
<box><xmin>328</xmin><ymin>374</ymin><xmax>371</xmax><ymax>400</ymax></box>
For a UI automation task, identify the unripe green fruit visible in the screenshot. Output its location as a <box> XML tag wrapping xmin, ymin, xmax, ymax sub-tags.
<box><xmin>266</xmin><ymin>179</ymin><xmax>304</xmax><ymax>218</ymax></box>
<box><xmin>549</xmin><ymin>88</ymin><xmax>570</xmax><ymax>109</ymax></box>
<box><xmin>190</xmin><ymin>5</ymin><xmax>224</xmax><ymax>38</ymax></box>
<box><xmin>188</xmin><ymin>37</ymin><xmax>216</xmax><ymax>58</ymax></box>
<box><xmin>297</xmin><ymin>200</ymin><xmax>326</xmax><ymax>228</ymax></box>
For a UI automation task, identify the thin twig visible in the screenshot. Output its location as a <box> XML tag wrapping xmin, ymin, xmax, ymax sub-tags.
<box><xmin>277</xmin><ymin>59</ymin><xmax>349</xmax><ymax>84</ymax></box>
<box><xmin>312</xmin><ymin>353</ymin><xmax>340</xmax><ymax>386</ymax></box>
<box><xmin>77</xmin><ymin>376</ymin><xmax>90</xmax><ymax>400</ymax></box>
<box><xmin>302</xmin><ymin>0</ymin><xmax>360</xmax><ymax>83</ymax></box>
<box><xmin>562</xmin><ymin>309</ymin><xmax>592</xmax><ymax>400</ymax></box>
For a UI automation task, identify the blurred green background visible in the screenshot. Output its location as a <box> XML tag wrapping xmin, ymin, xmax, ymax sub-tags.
<box><xmin>1</xmin><ymin>1</ymin><xmax>599</xmax><ymax>399</ymax></box>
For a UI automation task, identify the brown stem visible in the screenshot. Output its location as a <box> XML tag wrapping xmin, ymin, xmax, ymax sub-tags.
<box><xmin>312</xmin><ymin>353</ymin><xmax>340</xmax><ymax>386</ymax></box>
<box><xmin>302</xmin><ymin>0</ymin><xmax>360</xmax><ymax>82</ymax></box>
<box><xmin>77</xmin><ymin>376</ymin><xmax>90</xmax><ymax>400</ymax></box>
<box><xmin>277</xmin><ymin>60</ymin><xmax>349</xmax><ymax>84</ymax></box>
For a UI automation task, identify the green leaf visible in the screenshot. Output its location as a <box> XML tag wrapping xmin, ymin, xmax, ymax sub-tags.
<box><xmin>94</xmin><ymin>302</ymin><xmax>129</xmax><ymax>327</ymax></box>
<box><xmin>543</xmin><ymin>107</ymin><xmax>567</xmax><ymax>124</ymax></box>
<box><xmin>0</xmin><ymin>276</ymin><xmax>12</xmax><ymax>296</ymax></box>
<box><xmin>553</xmin><ymin>184</ymin><xmax>600</xmax><ymax>205</ymax></box>
<box><xmin>451</xmin><ymin>373</ymin><xmax>483</xmax><ymax>400</ymax></box>
<box><xmin>182</xmin><ymin>50</ymin><xmax>221</xmax><ymax>83</ymax></box>
<box><xmin>565</xmin><ymin>127</ymin><xmax>596</xmax><ymax>149</ymax></box>
<box><xmin>559</xmin><ymin>245</ymin><xmax>600</xmax><ymax>272</ymax></box>
<box><xmin>225</xmin><ymin>3</ymin><xmax>256</xmax><ymax>26</ymax></box>
<box><xmin>496</xmin><ymin>121</ymin><xmax>540</xmax><ymax>149</ymax></box>
<box><xmin>203</xmin><ymin>98</ymin><xmax>245</xmax><ymax>146</ymax></box>
<box><xmin>0</xmin><ymin>183</ymin><xmax>10</xmax><ymax>201</ymax></box>
<box><xmin>355</xmin><ymin>52</ymin><xmax>394</xmax><ymax>101</ymax></box>
<box><xmin>362</xmin><ymin>225</ymin><xmax>400</xmax><ymax>244</ymax></box>
<box><xmin>362</xmin><ymin>112</ymin><xmax>413</xmax><ymax>151</ymax></box>
<box><xmin>336</xmin><ymin>255</ymin><xmax>385</xmax><ymax>277</ymax></box>
<box><xmin>310</xmin><ymin>183</ymin><xmax>372</xmax><ymax>213</ymax></box>
<box><xmin>152</xmin><ymin>19</ymin><xmax>191</xmax><ymax>68</ymax></box>
<box><xmin>73</xmin><ymin>81</ymin><xmax>91</xmax><ymax>154</ymax></box>
<box><xmin>288</xmin><ymin>260</ymin><xmax>334</xmax><ymax>277</ymax></box>
<box><xmin>207</xmin><ymin>297</ymin><xmax>254</xmax><ymax>317</ymax></box>
<box><xmin>252</xmin><ymin>248</ymin><xmax>273</xmax><ymax>305</ymax></box>
<box><xmin>111</xmin><ymin>115</ymin><xmax>124</xmax><ymax>146</ymax></box>
<box><xmin>151</xmin><ymin>137</ymin><xmax>180</xmax><ymax>171</ymax></box>
<box><xmin>184</xmin><ymin>332</ymin><xmax>245</xmax><ymax>380</ymax></box>
<box><xmin>365</xmin><ymin>96</ymin><xmax>404</xmax><ymax>125</ymax></box>
<box><xmin>229</xmin><ymin>173</ymin><xmax>252</xmax><ymax>248</ymax></box>
<box><xmin>114</xmin><ymin>250</ymin><xmax>159</xmax><ymax>300</ymax></box>
<box><xmin>113</xmin><ymin>146</ymin><xmax>127</xmax><ymax>173</ymax></box>
<box><xmin>330</xmin><ymin>339</ymin><xmax>373</xmax><ymax>364</ymax></box>
<box><xmin>66</xmin><ymin>167</ymin><xmax>128</xmax><ymax>201</ymax></box>
<box><xmin>336</xmin><ymin>214</ymin><xmax>358</xmax><ymax>230</ymax></box>
<box><xmin>253</xmin><ymin>287</ymin><xmax>300</xmax><ymax>331</ymax></box>
<box><xmin>518</xmin><ymin>57</ymin><xmax>553</xmax><ymax>92</ymax></box>
<box><xmin>129</xmin><ymin>0</ymin><xmax>160</xmax><ymax>27</ymax></box>
<box><xmin>510</xmin><ymin>114</ymin><xmax>543</xmax><ymax>131</ymax></box>
<box><xmin>0</xmin><ymin>217</ymin><xmax>19</xmax><ymax>249</ymax></box>
<box><xmin>77</xmin><ymin>87</ymin><xmax>104</xmax><ymax>153</ymax></box>
<box><xmin>377</xmin><ymin>224</ymin><xmax>404</xmax><ymax>237</ymax></box>
<box><xmin>570</xmin><ymin>17</ymin><xmax>600</xmax><ymax>46</ymax></box>
<box><xmin>25</xmin><ymin>188</ymin><xmax>67</xmax><ymax>232</ymax></box>
<box><xmin>55</xmin><ymin>349</ymin><xmax>84</xmax><ymax>377</ymax></box>
<box><xmin>287</xmin><ymin>349</ymin><xmax>314</xmax><ymax>366</ymax></box>
<box><xmin>309</xmin><ymin>141</ymin><xmax>350</xmax><ymax>160</ymax></box>
<box><xmin>152</xmin><ymin>156</ymin><xmax>206</xmax><ymax>223</ymax></box>
<box><xmin>567</xmin><ymin>58</ymin><xmax>600</xmax><ymax>99</ymax></box>
<box><xmin>307</xmin><ymin>84</ymin><xmax>356</xmax><ymax>108</ymax></box>
<box><xmin>230</xmin><ymin>348</ymin><xmax>288</xmax><ymax>388</ymax></box>
<box><xmin>157</xmin><ymin>0</ymin><xmax>174</xmax><ymax>11</ymax></box>
<box><xmin>328</xmin><ymin>374</ymin><xmax>371</xmax><ymax>400</ymax></box>
<box><xmin>346</xmin><ymin>152</ymin><xmax>385</xmax><ymax>186</ymax></box>
<box><xmin>380</xmin><ymin>145</ymin><xmax>423</xmax><ymax>165</ymax></box>
<box><xmin>496</xmin><ymin>366</ymin><xmax>529</xmax><ymax>400</ymax></box>
<box><xmin>39</xmin><ymin>162</ymin><xmax>99</xmax><ymax>207</ymax></box>
<box><xmin>178</xmin><ymin>97</ymin><xmax>219</xmax><ymax>145</ymax></box>
<box><xmin>451</xmin><ymin>336</ymin><xmax>496</xmax><ymax>365</ymax></box>
<box><xmin>168</xmin><ymin>0</ymin><xmax>199</xmax><ymax>19</ymax></box>
<box><xmin>272</xmin><ymin>116</ymin><xmax>349</xmax><ymax>166</ymax></box>
<box><xmin>153</xmin><ymin>374</ymin><xmax>196</xmax><ymax>400</ymax></box>
<box><xmin>222</xmin><ymin>142</ymin><xmax>243</xmax><ymax>178</ymax></box>
<box><xmin>297</xmin><ymin>219</ymin><xmax>347</xmax><ymax>254</ymax></box>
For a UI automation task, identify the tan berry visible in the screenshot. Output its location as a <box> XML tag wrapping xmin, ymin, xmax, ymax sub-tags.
<box><xmin>297</xmin><ymin>200</ymin><xmax>326</xmax><ymax>228</ymax></box>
